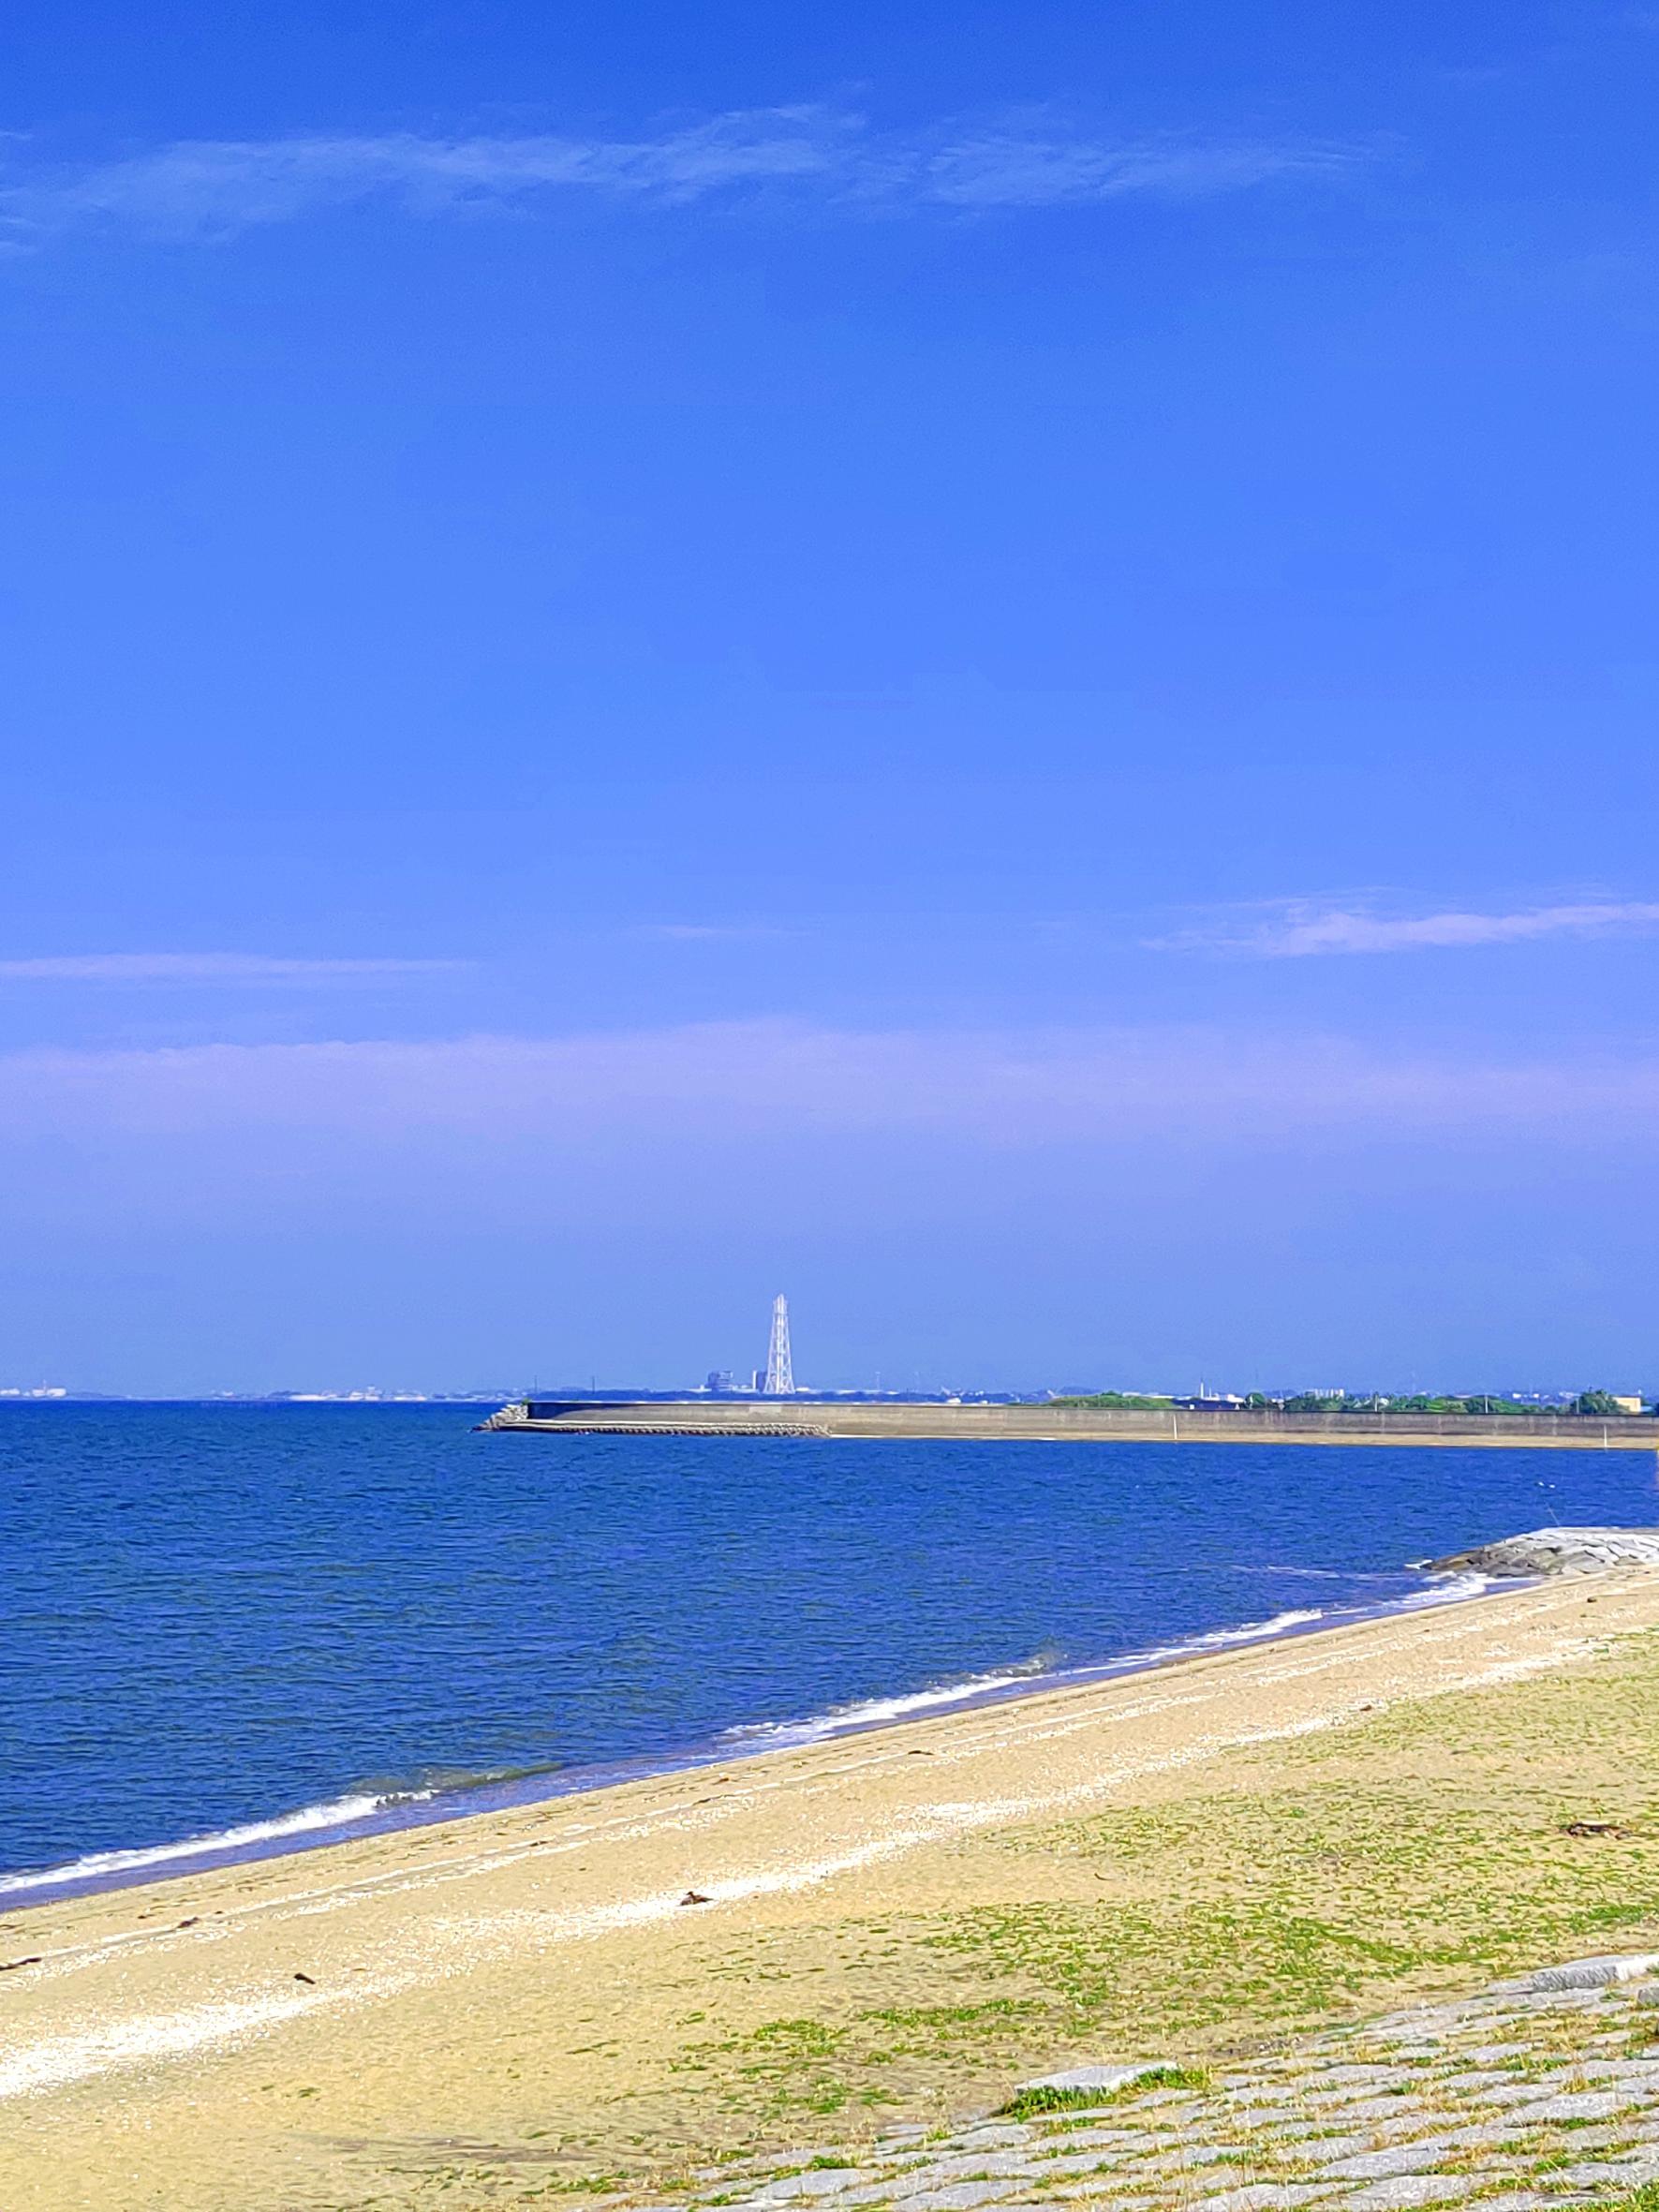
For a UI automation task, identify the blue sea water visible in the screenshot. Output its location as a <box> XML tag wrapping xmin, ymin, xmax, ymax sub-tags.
<box><xmin>2</xmin><ymin>1403</ymin><xmax>1655</xmax><ymax>1900</ymax></box>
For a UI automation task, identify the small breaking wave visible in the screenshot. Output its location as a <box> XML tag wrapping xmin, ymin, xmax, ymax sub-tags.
<box><xmin>0</xmin><ymin>1788</ymin><xmax>430</xmax><ymax>1897</ymax></box>
<box><xmin>0</xmin><ymin>1568</ymin><xmax>1506</xmax><ymax>1901</ymax></box>
<box><xmin>1398</xmin><ymin>1569</ymin><xmax>1497</xmax><ymax>1607</ymax></box>
<box><xmin>722</xmin><ymin>1607</ymin><xmax>1339</xmax><ymax>1750</ymax></box>
<box><xmin>714</xmin><ymin>1580</ymin><xmax>1502</xmax><ymax>1755</ymax></box>
<box><xmin>1114</xmin><ymin>1605</ymin><xmax>1326</xmax><ymax>1659</ymax></box>
<box><xmin>723</xmin><ymin>1657</ymin><xmax>1059</xmax><ymax>1747</ymax></box>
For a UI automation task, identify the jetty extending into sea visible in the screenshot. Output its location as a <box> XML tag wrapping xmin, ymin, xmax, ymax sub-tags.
<box><xmin>483</xmin><ymin>1396</ymin><xmax>1659</xmax><ymax>1448</ymax></box>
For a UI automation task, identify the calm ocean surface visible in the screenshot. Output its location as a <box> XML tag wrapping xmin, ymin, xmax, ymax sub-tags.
<box><xmin>3</xmin><ymin>1404</ymin><xmax>1655</xmax><ymax>1898</ymax></box>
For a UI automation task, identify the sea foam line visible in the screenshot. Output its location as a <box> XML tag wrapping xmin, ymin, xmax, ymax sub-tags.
<box><xmin>0</xmin><ymin>1790</ymin><xmax>427</xmax><ymax>1898</ymax></box>
<box><xmin>754</xmin><ymin>1577</ymin><xmax>1499</xmax><ymax>1750</ymax></box>
<box><xmin>0</xmin><ymin>1577</ymin><xmax>1494</xmax><ymax>1903</ymax></box>
<box><xmin>733</xmin><ymin>1605</ymin><xmax>1342</xmax><ymax>1750</ymax></box>
<box><xmin>0</xmin><ymin>1600</ymin><xmax>1592</xmax><ymax>2104</ymax></box>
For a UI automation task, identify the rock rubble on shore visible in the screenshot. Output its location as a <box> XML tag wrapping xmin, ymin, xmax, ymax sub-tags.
<box><xmin>1424</xmin><ymin>1526</ymin><xmax>1659</xmax><ymax>1578</ymax></box>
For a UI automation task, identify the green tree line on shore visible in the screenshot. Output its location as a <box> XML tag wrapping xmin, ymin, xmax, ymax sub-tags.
<box><xmin>1259</xmin><ymin>1389</ymin><xmax>1644</xmax><ymax>1417</ymax></box>
<box><xmin>1054</xmin><ymin>1389</ymin><xmax>1649</xmax><ymax>1417</ymax></box>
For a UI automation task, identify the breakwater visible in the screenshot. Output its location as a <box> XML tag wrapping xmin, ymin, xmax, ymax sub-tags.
<box><xmin>487</xmin><ymin>1398</ymin><xmax>1659</xmax><ymax>1449</ymax></box>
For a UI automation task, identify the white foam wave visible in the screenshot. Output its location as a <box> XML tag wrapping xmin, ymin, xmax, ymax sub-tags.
<box><xmin>1398</xmin><ymin>1570</ymin><xmax>1497</xmax><ymax>1607</ymax></box>
<box><xmin>1091</xmin><ymin>1606</ymin><xmax>1327</xmax><ymax>1671</ymax></box>
<box><xmin>0</xmin><ymin>1571</ymin><xmax>1502</xmax><ymax>1902</ymax></box>
<box><xmin>0</xmin><ymin>1789</ymin><xmax>425</xmax><ymax>1897</ymax></box>
<box><xmin>728</xmin><ymin>1608</ymin><xmax>1337</xmax><ymax>1750</ymax></box>
<box><xmin>728</xmin><ymin>1661</ymin><xmax>1055</xmax><ymax>1747</ymax></box>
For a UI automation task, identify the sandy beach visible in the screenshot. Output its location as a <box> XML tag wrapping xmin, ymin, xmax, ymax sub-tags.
<box><xmin>7</xmin><ymin>1572</ymin><xmax>1659</xmax><ymax>2211</ymax></box>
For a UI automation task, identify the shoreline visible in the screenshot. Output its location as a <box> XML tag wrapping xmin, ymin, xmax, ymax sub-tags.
<box><xmin>0</xmin><ymin>1565</ymin><xmax>1502</xmax><ymax>1911</ymax></box>
<box><xmin>7</xmin><ymin>1569</ymin><xmax>1659</xmax><ymax>2211</ymax></box>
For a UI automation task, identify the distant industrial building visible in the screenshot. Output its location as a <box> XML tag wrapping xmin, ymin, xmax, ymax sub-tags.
<box><xmin>699</xmin><ymin>1297</ymin><xmax>799</xmax><ymax>1396</ymax></box>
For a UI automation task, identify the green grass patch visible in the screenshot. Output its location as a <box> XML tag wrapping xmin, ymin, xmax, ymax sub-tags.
<box><xmin>479</xmin><ymin>1626</ymin><xmax>1659</xmax><ymax>2195</ymax></box>
<box><xmin>999</xmin><ymin>2062</ymin><xmax>1211</xmax><ymax>2118</ymax></box>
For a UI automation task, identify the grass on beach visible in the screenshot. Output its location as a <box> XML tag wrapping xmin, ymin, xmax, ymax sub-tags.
<box><xmin>183</xmin><ymin>1618</ymin><xmax>1659</xmax><ymax>2207</ymax></box>
<box><xmin>25</xmin><ymin>1605</ymin><xmax>1659</xmax><ymax>2212</ymax></box>
<box><xmin>998</xmin><ymin>2064</ymin><xmax>1212</xmax><ymax>2118</ymax></box>
<box><xmin>626</xmin><ymin>1633</ymin><xmax>1659</xmax><ymax>2158</ymax></box>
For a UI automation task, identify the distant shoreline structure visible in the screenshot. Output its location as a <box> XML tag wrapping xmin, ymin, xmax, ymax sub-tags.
<box><xmin>482</xmin><ymin>1397</ymin><xmax>1659</xmax><ymax>1450</ymax></box>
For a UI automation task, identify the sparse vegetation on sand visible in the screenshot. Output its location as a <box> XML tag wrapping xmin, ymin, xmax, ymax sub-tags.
<box><xmin>999</xmin><ymin>2063</ymin><xmax>1211</xmax><ymax>2118</ymax></box>
<box><xmin>17</xmin><ymin>1581</ymin><xmax>1659</xmax><ymax>2210</ymax></box>
<box><xmin>546</xmin><ymin>1623</ymin><xmax>1659</xmax><ymax>2183</ymax></box>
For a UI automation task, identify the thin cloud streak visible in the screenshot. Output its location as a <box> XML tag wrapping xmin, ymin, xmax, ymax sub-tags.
<box><xmin>627</xmin><ymin>923</ymin><xmax>788</xmax><ymax>943</ymax></box>
<box><xmin>0</xmin><ymin>954</ymin><xmax>467</xmax><ymax>985</ymax></box>
<box><xmin>0</xmin><ymin>109</ymin><xmax>1362</xmax><ymax>245</ymax></box>
<box><xmin>0</xmin><ymin>1020</ymin><xmax>1654</xmax><ymax>1144</ymax></box>
<box><xmin>1151</xmin><ymin>899</ymin><xmax>1659</xmax><ymax>958</ymax></box>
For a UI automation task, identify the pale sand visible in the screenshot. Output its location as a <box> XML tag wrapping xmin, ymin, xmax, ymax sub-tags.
<box><xmin>5</xmin><ymin>1572</ymin><xmax>1659</xmax><ymax>2210</ymax></box>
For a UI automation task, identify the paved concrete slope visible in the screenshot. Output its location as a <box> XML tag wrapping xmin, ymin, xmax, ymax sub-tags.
<box><xmin>606</xmin><ymin>1959</ymin><xmax>1659</xmax><ymax>2212</ymax></box>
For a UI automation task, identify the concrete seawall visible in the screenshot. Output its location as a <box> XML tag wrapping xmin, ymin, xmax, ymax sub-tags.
<box><xmin>487</xmin><ymin>1400</ymin><xmax>1659</xmax><ymax>1449</ymax></box>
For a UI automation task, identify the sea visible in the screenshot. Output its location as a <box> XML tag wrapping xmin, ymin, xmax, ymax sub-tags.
<box><xmin>3</xmin><ymin>1403</ymin><xmax>1655</xmax><ymax>1905</ymax></box>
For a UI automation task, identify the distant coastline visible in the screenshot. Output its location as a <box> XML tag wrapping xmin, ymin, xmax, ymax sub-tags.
<box><xmin>489</xmin><ymin>1396</ymin><xmax>1659</xmax><ymax>1449</ymax></box>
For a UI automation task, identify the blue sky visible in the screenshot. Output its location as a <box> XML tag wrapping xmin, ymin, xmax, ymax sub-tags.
<box><xmin>2</xmin><ymin>1</ymin><xmax>1657</xmax><ymax>1393</ymax></box>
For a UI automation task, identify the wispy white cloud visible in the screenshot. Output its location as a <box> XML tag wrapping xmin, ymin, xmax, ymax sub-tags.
<box><xmin>0</xmin><ymin>109</ymin><xmax>1362</xmax><ymax>245</ymax></box>
<box><xmin>0</xmin><ymin>953</ymin><xmax>465</xmax><ymax>985</ymax></box>
<box><xmin>1150</xmin><ymin>898</ymin><xmax>1659</xmax><ymax>959</ymax></box>
<box><xmin>627</xmin><ymin>922</ymin><xmax>787</xmax><ymax>943</ymax></box>
<box><xmin>0</xmin><ymin>1019</ymin><xmax>1652</xmax><ymax>1146</ymax></box>
<box><xmin>917</xmin><ymin>130</ymin><xmax>1342</xmax><ymax>208</ymax></box>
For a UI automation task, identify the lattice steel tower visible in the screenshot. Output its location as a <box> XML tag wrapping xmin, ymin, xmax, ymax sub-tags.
<box><xmin>763</xmin><ymin>1294</ymin><xmax>794</xmax><ymax>1396</ymax></box>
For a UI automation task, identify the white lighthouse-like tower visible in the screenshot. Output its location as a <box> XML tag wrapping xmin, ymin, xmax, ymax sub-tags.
<box><xmin>763</xmin><ymin>1295</ymin><xmax>794</xmax><ymax>1396</ymax></box>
